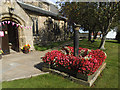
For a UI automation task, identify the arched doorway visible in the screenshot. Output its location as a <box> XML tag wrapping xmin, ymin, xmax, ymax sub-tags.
<box><xmin>0</xmin><ymin>13</ymin><xmax>34</xmax><ymax>54</ymax></box>
<box><xmin>2</xmin><ymin>21</ymin><xmax>19</xmax><ymax>55</ymax></box>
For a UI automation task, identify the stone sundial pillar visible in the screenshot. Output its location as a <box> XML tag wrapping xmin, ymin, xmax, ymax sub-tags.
<box><xmin>73</xmin><ymin>24</ymin><xmax>81</xmax><ymax>57</ymax></box>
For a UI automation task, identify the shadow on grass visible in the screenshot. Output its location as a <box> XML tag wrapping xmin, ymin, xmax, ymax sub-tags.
<box><xmin>34</xmin><ymin>40</ymin><xmax>72</xmax><ymax>51</ymax></box>
<box><xmin>106</xmin><ymin>40</ymin><xmax>120</xmax><ymax>44</ymax></box>
<box><xmin>69</xmin><ymin>40</ymin><xmax>99</xmax><ymax>50</ymax></box>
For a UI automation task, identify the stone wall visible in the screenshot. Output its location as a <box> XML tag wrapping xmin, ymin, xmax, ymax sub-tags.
<box><xmin>0</xmin><ymin>0</ymin><xmax>34</xmax><ymax>50</ymax></box>
<box><xmin>33</xmin><ymin>17</ymin><xmax>67</xmax><ymax>46</ymax></box>
<box><xmin>1</xmin><ymin>0</ymin><xmax>70</xmax><ymax>51</ymax></box>
<box><xmin>17</xmin><ymin>0</ymin><xmax>70</xmax><ymax>46</ymax></box>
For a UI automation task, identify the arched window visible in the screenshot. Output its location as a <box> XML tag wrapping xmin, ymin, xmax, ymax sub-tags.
<box><xmin>36</xmin><ymin>18</ymin><xmax>39</xmax><ymax>35</ymax></box>
<box><xmin>33</xmin><ymin>20</ymin><xmax>35</xmax><ymax>36</ymax></box>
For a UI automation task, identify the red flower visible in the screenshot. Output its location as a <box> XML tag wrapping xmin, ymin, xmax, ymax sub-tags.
<box><xmin>42</xmin><ymin>46</ymin><xmax>106</xmax><ymax>76</ymax></box>
<box><xmin>82</xmin><ymin>67</ymin><xmax>86</xmax><ymax>71</ymax></box>
<box><xmin>78</xmin><ymin>70</ymin><xmax>81</xmax><ymax>72</ymax></box>
<box><xmin>68</xmin><ymin>67</ymin><xmax>71</xmax><ymax>69</ymax></box>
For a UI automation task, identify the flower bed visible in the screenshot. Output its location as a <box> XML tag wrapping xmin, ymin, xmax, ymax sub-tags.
<box><xmin>42</xmin><ymin>46</ymin><xmax>107</xmax><ymax>77</ymax></box>
<box><xmin>21</xmin><ymin>44</ymin><xmax>31</xmax><ymax>54</ymax></box>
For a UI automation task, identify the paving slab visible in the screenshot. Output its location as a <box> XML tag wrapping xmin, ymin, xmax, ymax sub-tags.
<box><xmin>1</xmin><ymin>50</ymin><xmax>52</xmax><ymax>82</ymax></box>
<box><xmin>0</xmin><ymin>41</ymin><xmax>73</xmax><ymax>82</ymax></box>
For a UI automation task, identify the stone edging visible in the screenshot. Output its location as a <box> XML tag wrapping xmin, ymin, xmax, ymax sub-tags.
<box><xmin>2</xmin><ymin>72</ymin><xmax>49</xmax><ymax>82</ymax></box>
<box><xmin>42</xmin><ymin>63</ymin><xmax>106</xmax><ymax>87</ymax></box>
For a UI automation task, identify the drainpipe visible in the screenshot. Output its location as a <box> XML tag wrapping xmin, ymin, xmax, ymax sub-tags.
<box><xmin>73</xmin><ymin>24</ymin><xmax>81</xmax><ymax>57</ymax></box>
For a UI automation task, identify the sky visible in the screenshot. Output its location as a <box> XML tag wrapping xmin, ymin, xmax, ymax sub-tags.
<box><xmin>49</xmin><ymin>0</ymin><xmax>57</xmax><ymax>4</ymax></box>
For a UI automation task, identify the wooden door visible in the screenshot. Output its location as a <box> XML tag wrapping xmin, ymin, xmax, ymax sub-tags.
<box><xmin>2</xmin><ymin>25</ymin><xmax>10</xmax><ymax>54</ymax></box>
<box><xmin>8</xmin><ymin>23</ymin><xmax>19</xmax><ymax>52</ymax></box>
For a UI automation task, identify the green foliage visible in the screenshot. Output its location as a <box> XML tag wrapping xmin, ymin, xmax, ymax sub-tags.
<box><xmin>59</xmin><ymin>2</ymin><xmax>119</xmax><ymax>34</ymax></box>
<box><xmin>96</xmin><ymin>2</ymin><xmax>119</xmax><ymax>35</ymax></box>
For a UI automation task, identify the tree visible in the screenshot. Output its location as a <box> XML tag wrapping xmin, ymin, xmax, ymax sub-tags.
<box><xmin>112</xmin><ymin>7</ymin><xmax>120</xmax><ymax>43</ymax></box>
<box><xmin>116</xmin><ymin>23</ymin><xmax>120</xmax><ymax>43</ymax></box>
<box><xmin>95</xmin><ymin>2</ymin><xmax>119</xmax><ymax>49</ymax></box>
<box><xmin>58</xmin><ymin>2</ymin><xmax>98</xmax><ymax>41</ymax></box>
<box><xmin>116</xmin><ymin>26</ymin><xmax>120</xmax><ymax>43</ymax></box>
<box><xmin>58</xmin><ymin>1</ymin><xmax>119</xmax><ymax>49</ymax></box>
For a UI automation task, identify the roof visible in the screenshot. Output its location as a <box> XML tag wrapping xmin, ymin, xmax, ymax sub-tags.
<box><xmin>39</xmin><ymin>0</ymin><xmax>57</xmax><ymax>6</ymax></box>
<box><xmin>17</xmin><ymin>0</ymin><xmax>66</xmax><ymax>21</ymax></box>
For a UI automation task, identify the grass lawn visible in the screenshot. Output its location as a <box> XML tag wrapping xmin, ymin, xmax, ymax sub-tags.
<box><xmin>34</xmin><ymin>39</ymin><xmax>72</xmax><ymax>51</ymax></box>
<box><xmin>2</xmin><ymin>40</ymin><xmax>119</xmax><ymax>88</ymax></box>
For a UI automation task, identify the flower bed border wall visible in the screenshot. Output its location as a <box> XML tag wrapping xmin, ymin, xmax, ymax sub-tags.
<box><xmin>42</xmin><ymin>62</ymin><xmax>106</xmax><ymax>87</ymax></box>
